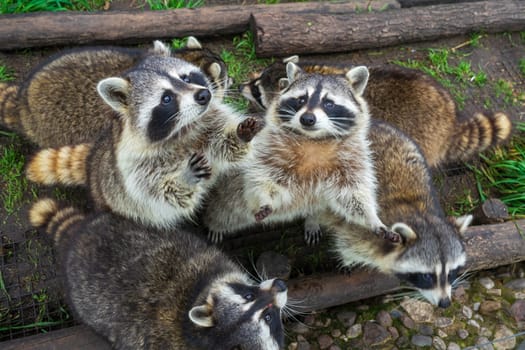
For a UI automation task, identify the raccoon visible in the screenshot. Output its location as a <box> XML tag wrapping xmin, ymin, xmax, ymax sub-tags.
<box><xmin>240</xmin><ymin>57</ymin><xmax>512</xmax><ymax>167</ymax></box>
<box><xmin>322</xmin><ymin>120</ymin><xmax>472</xmax><ymax>308</ymax></box>
<box><xmin>27</xmin><ymin>55</ymin><xmax>261</xmax><ymax>229</ymax></box>
<box><xmin>0</xmin><ymin>37</ymin><xmax>229</xmax><ymax>148</ymax></box>
<box><xmin>29</xmin><ymin>198</ymin><xmax>288</xmax><ymax>350</ymax></box>
<box><xmin>203</xmin><ymin>62</ymin><xmax>391</xmax><ymax>244</ymax></box>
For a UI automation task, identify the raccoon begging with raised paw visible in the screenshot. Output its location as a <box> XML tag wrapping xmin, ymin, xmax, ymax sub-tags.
<box><xmin>30</xmin><ymin>198</ymin><xmax>288</xmax><ymax>350</ymax></box>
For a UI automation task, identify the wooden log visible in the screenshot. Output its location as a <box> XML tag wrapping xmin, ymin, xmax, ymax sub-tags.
<box><xmin>252</xmin><ymin>0</ymin><xmax>525</xmax><ymax>57</ymax></box>
<box><xmin>471</xmin><ymin>198</ymin><xmax>510</xmax><ymax>225</ymax></box>
<box><xmin>397</xmin><ymin>0</ymin><xmax>484</xmax><ymax>8</ymax></box>
<box><xmin>0</xmin><ymin>1</ymin><xmax>399</xmax><ymax>51</ymax></box>
<box><xmin>2</xmin><ymin>219</ymin><xmax>524</xmax><ymax>349</ymax></box>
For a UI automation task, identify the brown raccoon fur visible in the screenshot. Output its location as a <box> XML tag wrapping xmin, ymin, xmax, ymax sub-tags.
<box><xmin>27</xmin><ymin>55</ymin><xmax>261</xmax><ymax>229</ymax></box>
<box><xmin>203</xmin><ymin>62</ymin><xmax>391</xmax><ymax>244</ymax></box>
<box><xmin>0</xmin><ymin>37</ymin><xmax>229</xmax><ymax>148</ymax></box>
<box><xmin>240</xmin><ymin>57</ymin><xmax>512</xmax><ymax>167</ymax></box>
<box><xmin>29</xmin><ymin>198</ymin><xmax>288</xmax><ymax>350</ymax></box>
<box><xmin>321</xmin><ymin>120</ymin><xmax>472</xmax><ymax>308</ymax></box>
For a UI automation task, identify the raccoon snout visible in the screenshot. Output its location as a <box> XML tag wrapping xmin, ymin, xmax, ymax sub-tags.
<box><xmin>438</xmin><ymin>297</ymin><xmax>451</xmax><ymax>309</ymax></box>
<box><xmin>194</xmin><ymin>89</ymin><xmax>211</xmax><ymax>106</ymax></box>
<box><xmin>300</xmin><ymin>113</ymin><xmax>316</xmax><ymax>127</ymax></box>
<box><xmin>272</xmin><ymin>279</ymin><xmax>287</xmax><ymax>292</ymax></box>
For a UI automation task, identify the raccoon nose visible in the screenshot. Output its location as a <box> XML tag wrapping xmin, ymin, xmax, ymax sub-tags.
<box><xmin>438</xmin><ymin>297</ymin><xmax>451</xmax><ymax>309</ymax></box>
<box><xmin>273</xmin><ymin>279</ymin><xmax>287</xmax><ymax>292</ymax></box>
<box><xmin>300</xmin><ymin>113</ymin><xmax>316</xmax><ymax>127</ymax></box>
<box><xmin>194</xmin><ymin>89</ymin><xmax>211</xmax><ymax>106</ymax></box>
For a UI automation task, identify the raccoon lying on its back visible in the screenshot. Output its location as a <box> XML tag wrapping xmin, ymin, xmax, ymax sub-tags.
<box><xmin>241</xmin><ymin>57</ymin><xmax>512</xmax><ymax>167</ymax></box>
<box><xmin>0</xmin><ymin>37</ymin><xmax>229</xmax><ymax>148</ymax></box>
<box><xmin>203</xmin><ymin>62</ymin><xmax>391</xmax><ymax>244</ymax></box>
<box><xmin>27</xmin><ymin>55</ymin><xmax>261</xmax><ymax>229</ymax></box>
<box><xmin>322</xmin><ymin>120</ymin><xmax>472</xmax><ymax>308</ymax></box>
<box><xmin>30</xmin><ymin>198</ymin><xmax>287</xmax><ymax>350</ymax></box>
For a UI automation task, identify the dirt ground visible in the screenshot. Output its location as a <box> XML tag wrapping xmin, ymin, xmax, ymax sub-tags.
<box><xmin>0</xmin><ymin>4</ymin><xmax>524</xmax><ymax>344</ymax></box>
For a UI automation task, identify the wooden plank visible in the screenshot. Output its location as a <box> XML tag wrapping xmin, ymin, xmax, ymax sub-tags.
<box><xmin>0</xmin><ymin>1</ymin><xmax>399</xmax><ymax>50</ymax></box>
<box><xmin>252</xmin><ymin>0</ymin><xmax>525</xmax><ymax>57</ymax></box>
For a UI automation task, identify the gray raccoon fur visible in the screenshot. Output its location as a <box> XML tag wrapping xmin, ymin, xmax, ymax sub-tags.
<box><xmin>0</xmin><ymin>37</ymin><xmax>229</xmax><ymax>148</ymax></box>
<box><xmin>322</xmin><ymin>120</ymin><xmax>472</xmax><ymax>308</ymax></box>
<box><xmin>29</xmin><ymin>198</ymin><xmax>288</xmax><ymax>350</ymax></box>
<box><xmin>27</xmin><ymin>55</ymin><xmax>261</xmax><ymax>229</ymax></box>
<box><xmin>240</xmin><ymin>57</ymin><xmax>512</xmax><ymax>167</ymax></box>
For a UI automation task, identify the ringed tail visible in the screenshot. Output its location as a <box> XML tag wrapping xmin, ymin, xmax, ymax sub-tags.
<box><xmin>0</xmin><ymin>82</ymin><xmax>20</xmax><ymax>131</ymax></box>
<box><xmin>29</xmin><ymin>198</ymin><xmax>85</xmax><ymax>246</ymax></box>
<box><xmin>445</xmin><ymin>111</ymin><xmax>512</xmax><ymax>163</ymax></box>
<box><xmin>26</xmin><ymin>143</ymin><xmax>92</xmax><ymax>186</ymax></box>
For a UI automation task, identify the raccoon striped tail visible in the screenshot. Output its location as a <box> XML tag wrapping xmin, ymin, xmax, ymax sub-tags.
<box><xmin>29</xmin><ymin>198</ymin><xmax>85</xmax><ymax>246</ymax></box>
<box><xmin>0</xmin><ymin>82</ymin><xmax>20</xmax><ymax>131</ymax></box>
<box><xmin>26</xmin><ymin>143</ymin><xmax>92</xmax><ymax>186</ymax></box>
<box><xmin>445</xmin><ymin>111</ymin><xmax>512</xmax><ymax>163</ymax></box>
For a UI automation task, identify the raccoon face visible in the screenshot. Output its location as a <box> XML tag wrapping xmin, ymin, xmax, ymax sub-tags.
<box><xmin>189</xmin><ymin>277</ymin><xmax>287</xmax><ymax>350</ymax></box>
<box><xmin>271</xmin><ymin>62</ymin><xmax>369</xmax><ymax>139</ymax></box>
<box><xmin>97</xmin><ymin>56</ymin><xmax>213</xmax><ymax>143</ymax></box>
<box><xmin>391</xmin><ymin>215</ymin><xmax>471</xmax><ymax>308</ymax></box>
<box><xmin>240</xmin><ymin>61</ymin><xmax>288</xmax><ymax>111</ymax></box>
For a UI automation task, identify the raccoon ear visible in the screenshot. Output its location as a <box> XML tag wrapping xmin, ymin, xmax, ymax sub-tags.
<box><xmin>345</xmin><ymin>66</ymin><xmax>369</xmax><ymax>97</ymax></box>
<box><xmin>283</xmin><ymin>55</ymin><xmax>299</xmax><ymax>64</ymax></box>
<box><xmin>278</xmin><ymin>78</ymin><xmax>290</xmax><ymax>90</ymax></box>
<box><xmin>97</xmin><ymin>77</ymin><xmax>130</xmax><ymax>114</ymax></box>
<box><xmin>186</xmin><ymin>36</ymin><xmax>203</xmax><ymax>49</ymax></box>
<box><xmin>286</xmin><ymin>62</ymin><xmax>303</xmax><ymax>83</ymax></box>
<box><xmin>189</xmin><ymin>305</ymin><xmax>214</xmax><ymax>328</ymax></box>
<box><xmin>450</xmin><ymin>214</ymin><xmax>473</xmax><ymax>235</ymax></box>
<box><xmin>391</xmin><ymin>222</ymin><xmax>418</xmax><ymax>244</ymax></box>
<box><xmin>152</xmin><ymin>40</ymin><xmax>172</xmax><ymax>57</ymax></box>
<box><xmin>209</xmin><ymin>62</ymin><xmax>222</xmax><ymax>82</ymax></box>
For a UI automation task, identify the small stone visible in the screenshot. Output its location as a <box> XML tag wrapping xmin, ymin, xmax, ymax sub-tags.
<box><xmin>411</xmin><ymin>334</ymin><xmax>432</xmax><ymax>347</ymax></box>
<box><xmin>336</xmin><ymin>311</ymin><xmax>357</xmax><ymax>328</ymax></box>
<box><xmin>476</xmin><ymin>336</ymin><xmax>495</xmax><ymax>350</ymax></box>
<box><xmin>515</xmin><ymin>292</ymin><xmax>525</xmax><ymax>300</ymax></box>
<box><xmin>376</xmin><ymin>310</ymin><xmax>393</xmax><ymax>327</ymax></box>
<box><xmin>487</xmin><ymin>289</ymin><xmax>502</xmax><ymax>296</ymax></box>
<box><xmin>510</xmin><ymin>300</ymin><xmax>525</xmax><ymax>323</ymax></box>
<box><xmin>480</xmin><ymin>300</ymin><xmax>502</xmax><ymax>315</ymax></box>
<box><xmin>473</xmin><ymin>302</ymin><xmax>481</xmax><ymax>312</ymax></box>
<box><xmin>400</xmin><ymin>298</ymin><xmax>436</xmax><ymax>323</ymax></box>
<box><xmin>303</xmin><ymin>314</ymin><xmax>316</xmax><ymax>326</ymax></box>
<box><xmin>401</xmin><ymin>315</ymin><xmax>416</xmax><ymax>330</ymax></box>
<box><xmin>331</xmin><ymin>329</ymin><xmax>341</xmax><ymax>338</ymax></box>
<box><xmin>419</xmin><ymin>324</ymin><xmax>433</xmax><ymax>336</ymax></box>
<box><xmin>289</xmin><ymin>321</ymin><xmax>310</xmax><ymax>334</ymax></box>
<box><xmin>435</xmin><ymin>317</ymin><xmax>454</xmax><ymax>328</ymax></box>
<box><xmin>390</xmin><ymin>309</ymin><xmax>403</xmax><ymax>319</ymax></box>
<box><xmin>504</xmin><ymin>278</ymin><xmax>525</xmax><ymax>291</ymax></box>
<box><xmin>433</xmin><ymin>336</ymin><xmax>447</xmax><ymax>350</ymax></box>
<box><xmin>328</xmin><ymin>346</ymin><xmax>341</xmax><ymax>350</ymax></box>
<box><xmin>474</xmin><ymin>314</ymin><xmax>485</xmax><ymax>323</ymax></box>
<box><xmin>457</xmin><ymin>329</ymin><xmax>469</xmax><ymax>339</ymax></box>
<box><xmin>288</xmin><ymin>342</ymin><xmax>298</xmax><ymax>350</ymax></box>
<box><xmin>437</xmin><ymin>329</ymin><xmax>448</xmax><ymax>338</ymax></box>
<box><xmin>453</xmin><ymin>285</ymin><xmax>468</xmax><ymax>303</ymax></box>
<box><xmin>447</xmin><ymin>342</ymin><xmax>461</xmax><ymax>350</ymax></box>
<box><xmin>317</xmin><ymin>334</ymin><xmax>333</xmax><ymax>349</ymax></box>
<box><xmin>462</xmin><ymin>305</ymin><xmax>473</xmax><ymax>319</ymax></box>
<box><xmin>493</xmin><ymin>324</ymin><xmax>516</xmax><ymax>350</ymax></box>
<box><xmin>323</xmin><ymin>318</ymin><xmax>331</xmax><ymax>327</ymax></box>
<box><xmin>518</xmin><ymin>339</ymin><xmax>525</xmax><ymax>350</ymax></box>
<box><xmin>396</xmin><ymin>335</ymin><xmax>410</xmax><ymax>348</ymax></box>
<box><xmin>388</xmin><ymin>326</ymin><xmax>399</xmax><ymax>340</ymax></box>
<box><xmin>296</xmin><ymin>340</ymin><xmax>311</xmax><ymax>350</ymax></box>
<box><xmin>479</xmin><ymin>327</ymin><xmax>492</xmax><ymax>338</ymax></box>
<box><xmin>346</xmin><ymin>324</ymin><xmax>362</xmax><ymax>339</ymax></box>
<box><xmin>297</xmin><ymin>335</ymin><xmax>306</xmax><ymax>342</ymax></box>
<box><xmin>479</xmin><ymin>277</ymin><xmax>495</xmax><ymax>289</ymax></box>
<box><xmin>363</xmin><ymin>322</ymin><xmax>391</xmax><ymax>346</ymax></box>
<box><xmin>467</xmin><ymin>319</ymin><xmax>481</xmax><ymax>330</ymax></box>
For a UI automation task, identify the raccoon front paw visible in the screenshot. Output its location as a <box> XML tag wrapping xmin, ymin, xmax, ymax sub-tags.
<box><xmin>304</xmin><ymin>222</ymin><xmax>323</xmax><ymax>245</ymax></box>
<box><xmin>208</xmin><ymin>230</ymin><xmax>224</xmax><ymax>244</ymax></box>
<box><xmin>237</xmin><ymin>116</ymin><xmax>265</xmax><ymax>142</ymax></box>
<box><xmin>254</xmin><ymin>205</ymin><xmax>273</xmax><ymax>222</ymax></box>
<box><xmin>374</xmin><ymin>226</ymin><xmax>401</xmax><ymax>243</ymax></box>
<box><xmin>189</xmin><ymin>152</ymin><xmax>212</xmax><ymax>181</ymax></box>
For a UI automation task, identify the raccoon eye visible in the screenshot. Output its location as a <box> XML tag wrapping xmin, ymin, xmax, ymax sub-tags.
<box><xmin>323</xmin><ymin>98</ymin><xmax>335</xmax><ymax>109</ymax></box>
<box><xmin>180</xmin><ymin>74</ymin><xmax>191</xmax><ymax>84</ymax></box>
<box><xmin>161</xmin><ymin>93</ymin><xmax>173</xmax><ymax>105</ymax></box>
<box><xmin>243</xmin><ymin>293</ymin><xmax>255</xmax><ymax>301</ymax></box>
<box><xmin>263</xmin><ymin>313</ymin><xmax>272</xmax><ymax>324</ymax></box>
<box><xmin>448</xmin><ymin>268</ymin><xmax>459</xmax><ymax>282</ymax></box>
<box><xmin>297</xmin><ymin>95</ymin><xmax>307</xmax><ymax>107</ymax></box>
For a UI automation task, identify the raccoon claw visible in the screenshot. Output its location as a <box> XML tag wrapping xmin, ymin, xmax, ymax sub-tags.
<box><xmin>254</xmin><ymin>205</ymin><xmax>272</xmax><ymax>222</ymax></box>
<box><xmin>304</xmin><ymin>222</ymin><xmax>322</xmax><ymax>246</ymax></box>
<box><xmin>208</xmin><ymin>231</ymin><xmax>224</xmax><ymax>244</ymax></box>
<box><xmin>375</xmin><ymin>226</ymin><xmax>401</xmax><ymax>243</ymax></box>
<box><xmin>189</xmin><ymin>152</ymin><xmax>212</xmax><ymax>180</ymax></box>
<box><xmin>237</xmin><ymin>116</ymin><xmax>264</xmax><ymax>142</ymax></box>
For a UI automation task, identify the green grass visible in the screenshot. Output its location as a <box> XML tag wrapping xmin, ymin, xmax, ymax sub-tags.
<box><xmin>470</xmin><ymin>122</ymin><xmax>525</xmax><ymax>218</ymax></box>
<box><xmin>146</xmin><ymin>0</ymin><xmax>203</xmax><ymax>10</ymax></box>
<box><xmin>519</xmin><ymin>58</ymin><xmax>525</xmax><ymax>76</ymax></box>
<box><xmin>0</xmin><ymin>64</ymin><xmax>15</xmax><ymax>82</ymax></box>
<box><xmin>0</xmin><ymin>0</ymin><xmax>106</xmax><ymax>14</ymax></box>
<box><xmin>0</xmin><ymin>141</ymin><xmax>28</xmax><ymax>217</ymax></box>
